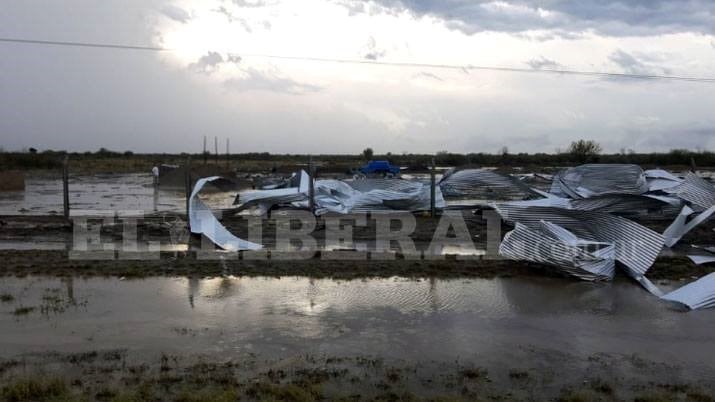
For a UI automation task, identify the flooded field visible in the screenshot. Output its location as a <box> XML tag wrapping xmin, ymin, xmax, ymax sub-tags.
<box><xmin>0</xmin><ymin>170</ymin><xmax>713</xmax><ymax>400</ymax></box>
<box><xmin>1</xmin><ymin>275</ymin><xmax>714</xmax><ymax>400</ymax></box>
<box><xmin>0</xmin><ymin>173</ymin><xmax>237</xmax><ymax>215</ymax></box>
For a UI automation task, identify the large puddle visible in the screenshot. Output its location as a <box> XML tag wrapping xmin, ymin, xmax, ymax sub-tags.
<box><xmin>0</xmin><ymin>275</ymin><xmax>713</xmax><ymax>381</ymax></box>
<box><xmin>0</xmin><ymin>173</ymin><xmax>237</xmax><ymax>215</ymax></box>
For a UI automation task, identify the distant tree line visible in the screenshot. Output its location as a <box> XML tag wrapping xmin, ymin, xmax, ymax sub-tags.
<box><xmin>1</xmin><ymin>142</ymin><xmax>713</xmax><ymax>171</ymax></box>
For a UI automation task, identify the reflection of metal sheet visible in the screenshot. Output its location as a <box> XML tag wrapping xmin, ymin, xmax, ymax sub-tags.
<box><xmin>499</xmin><ymin>221</ymin><xmax>615</xmax><ymax>281</ymax></box>
<box><xmin>190</xmin><ymin>176</ymin><xmax>262</xmax><ymax>251</ymax></box>
<box><xmin>439</xmin><ymin>169</ymin><xmax>539</xmax><ymax>200</ymax></box>
<box><xmin>492</xmin><ymin>204</ymin><xmax>664</xmax><ymax>277</ymax></box>
<box><xmin>551</xmin><ymin>164</ymin><xmax>648</xmax><ymax>198</ymax></box>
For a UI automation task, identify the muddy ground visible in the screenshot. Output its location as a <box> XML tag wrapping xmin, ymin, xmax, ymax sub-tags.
<box><xmin>1</xmin><ymin>349</ymin><xmax>713</xmax><ymax>401</ymax></box>
<box><xmin>0</xmin><ymin>211</ymin><xmax>713</xmax><ymax>280</ymax></box>
<box><xmin>1</xmin><ymin>211</ymin><xmax>714</xmax><ymax>401</ymax></box>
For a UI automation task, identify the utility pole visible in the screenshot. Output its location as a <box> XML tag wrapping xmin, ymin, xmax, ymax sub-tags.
<box><xmin>226</xmin><ymin>138</ymin><xmax>230</xmax><ymax>169</ymax></box>
<box><xmin>203</xmin><ymin>136</ymin><xmax>207</xmax><ymax>165</ymax></box>
<box><xmin>214</xmin><ymin>136</ymin><xmax>218</xmax><ymax>164</ymax></box>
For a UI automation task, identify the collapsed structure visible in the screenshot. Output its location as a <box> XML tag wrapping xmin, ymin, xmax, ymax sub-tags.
<box><xmin>188</xmin><ymin>163</ymin><xmax>715</xmax><ymax>310</ymax></box>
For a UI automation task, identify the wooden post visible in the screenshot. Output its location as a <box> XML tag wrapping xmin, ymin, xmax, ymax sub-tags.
<box><xmin>62</xmin><ymin>155</ymin><xmax>70</xmax><ymax>219</ymax></box>
<box><xmin>430</xmin><ymin>157</ymin><xmax>436</xmax><ymax>217</ymax></box>
<box><xmin>185</xmin><ymin>157</ymin><xmax>192</xmax><ymax>222</ymax></box>
<box><xmin>308</xmin><ymin>155</ymin><xmax>315</xmax><ymax>214</ymax></box>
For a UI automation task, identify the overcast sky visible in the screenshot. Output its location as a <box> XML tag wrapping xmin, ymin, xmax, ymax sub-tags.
<box><xmin>1</xmin><ymin>0</ymin><xmax>714</xmax><ymax>154</ymax></box>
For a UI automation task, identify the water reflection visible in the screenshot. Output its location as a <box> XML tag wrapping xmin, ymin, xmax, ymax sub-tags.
<box><xmin>0</xmin><ymin>275</ymin><xmax>713</xmax><ymax>371</ymax></box>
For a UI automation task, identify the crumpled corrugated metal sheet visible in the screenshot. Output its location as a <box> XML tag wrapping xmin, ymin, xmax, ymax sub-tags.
<box><xmin>189</xmin><ymin>176</ymin><xmax>263</xmax><ymax>251</ymax></box>
<box><xmin>233</xmin><ymin>172</ymin><xmax>444</xmax><ymax>215</ymax></box>
<box><xmin>492</xmin><ymin>204</ymin><xmax>664</xmax><ymax>278</ymax></box>
<box><xmin>644</xmin><ymin>169</ymin><xmax>683</xmax><ymax>192</ymax></box>
<box><xmin>569</xmin><ymin>194</ymin><xmax>682</xmax><ymax>217</ymax></box>
<box><xmin>663</xmin><ymin>205</ymin><xmax>715</xmax><ymax>247</ymax></box>
<box><xmin>311</xmin><ymin>178</ymin><xmax>444</xmax><ymax>215</ymax></box>
<box><xmin>661</xmin><ymin>272</ymin><xmax>715</xmax><ymax>310</ymax></box>
<box><xmin>499</xmin><ymin>221</ymin><xmax>615</xmax><ymax>281</ymax></box>
<box><xmin>663</xmin><ymin>172</ymin><xmax>715</xmax><ymax>210</ymax></box>
<box><xmin>550</xmin><ymin>164</ymin><xmax>649</xmax><ymax>198</ymax></box>
<box><xmin>439</xmin><ymin>168</ymin><xmax>539</xmax><ymax>200</ymax></box>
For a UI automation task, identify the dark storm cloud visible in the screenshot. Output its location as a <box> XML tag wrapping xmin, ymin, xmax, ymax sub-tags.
<box><xmin>340</xmin><ymin>0</ymin><xmax>715</xmax><ymax>36</ymax></box>
<box><xmin>224</xmin><ymin>69</ymin><xmax>322</xmax><ymax>94</ymax></box>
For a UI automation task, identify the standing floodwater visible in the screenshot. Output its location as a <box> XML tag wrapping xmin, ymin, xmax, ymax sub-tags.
<box><xmin>1</xmin><ymin>275</ymin><xmax>713</xmax><ymax>400</ymax></box>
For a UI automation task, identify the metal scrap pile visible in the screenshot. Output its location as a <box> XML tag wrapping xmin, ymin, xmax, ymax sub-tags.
<box><xmin>187</xmin><ymin>164</ymin><xmax>715</xmax><ymax>310</ymax></box>
<box><xmin>233</xmin><ymin>172</ymin><xmax>445</xmax><ymax>215</ymax></box>
<box><xmin>439</xmin><ymin>168</ymin><xmax>541</xmax><ymax>201</ymax></box>
<box><xmin>494</xmin><ymin>164</ymin><xmax>715</xmax><ymax>310</ymax></box>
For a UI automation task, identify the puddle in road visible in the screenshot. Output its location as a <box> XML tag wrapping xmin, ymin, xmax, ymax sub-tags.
<box><xmin>0</xmin><ymin>275</ymin><xmax>713</xmax><ymax>380</ymax></box>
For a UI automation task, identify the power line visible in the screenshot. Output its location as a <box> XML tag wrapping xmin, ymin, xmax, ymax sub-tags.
<box><xmin>2</xmin><ymin>36</ymin><xmax>715</xmax><ymax>83</ymax></box>
<box><xmin>242</xmin><ymin>53</ymin><xmax>715</xmax><ymax>83</ymax></box>
<box><xmin>0</xmin><ymin>37</ymin><xmax>169</xmax><ymax>52</ymax></box>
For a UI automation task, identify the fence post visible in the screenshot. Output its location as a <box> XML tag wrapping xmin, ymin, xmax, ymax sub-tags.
<box><xmin>308</xmin><ymin>155</ymin><xmax>315</xmax><ymax>214</ymax></box>
<box><xmin>185</xmin><ymin>157</ymin><xmax>192</xmax><ymax>224</ymax></box>
<box><xmin>430</xmin><ymin>157</ymin><xmax>436</xmax><ymax>217</ymax></box>
<box><xmin>62</xmin><ymin>155</ymin><xmax>70</xmax><ymax>219</ymax></box>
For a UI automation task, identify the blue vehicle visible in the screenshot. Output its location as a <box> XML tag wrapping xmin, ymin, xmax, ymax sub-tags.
<box><xmin>358</xmin><ymin>160</ymin><xmax>401</xmax><ymax>176</ymax></box>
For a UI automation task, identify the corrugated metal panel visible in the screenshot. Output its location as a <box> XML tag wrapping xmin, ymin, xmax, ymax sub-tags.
<box><xmin>499</xmin><ymin>221</ymin><xmax>615</xmax><ymax>281</ymax></box>
<box><xmin>661</xmin><ymin>272</ymin><xmax>715</xmax><ymax>310</ymax></box>
<box><xmin>570</xmin><ymin>194</ymin><xmax>681</xmax><ymax>217</ymax></box>
<box><xmin>234</xmin><ymin>175</ymin><xmax>444</xmax><ymax>215</ymax></box>
<box><xmin>189</xmin><ymin>176</ymin><xmax>263</xmax><ymax>251</ymax></box>
<box><xmin>439</xmin><ymin>169</ymin><xmax>539</xmax><ymax>200</ymax></box>
<box><xmin>492</xmin><ymin>204</ymin><xmax>664</xmax><ymax>277</ymax></box>
<box><xmin>663</xmin><ymin>172</ymin><xmax>715</xmax><ymax>210</ymax></box>
<box><xmin>551</xmin><ymin>164</ymin><xmax>649</xmax><ymax>198</ymax></box>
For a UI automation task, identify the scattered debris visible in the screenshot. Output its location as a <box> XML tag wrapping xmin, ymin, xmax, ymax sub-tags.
<box><xmin>440</xmin><ymin>168</ymin><xmax>539</xmax><ymax>200</ymax></box>
<box><xmin>492</xmin><ymin>204</ymin><xmax>663</xmax><ymax>278</ymax></box>
<box><xmin>499</xmin><ymin>221</ymin><xmax>615</xmax><ymax>281</ymax></box>
<box><xmin>189</xmin><ymin>176</ymin><xmax>262</xmax><ymax>251</ymax></box>
<box><xmin>661</xmin><ymin>272</ymin><xmax>715</xmax><ymax>310</ymax></box>
<box><xmin>550</xmin><ymin>164</ymin><xmax>649</xmax><ymax>198</ymax></box>
<box><xmin>186</xmin><ymin>164</ymin><xmax>715</xmax><ymax>310</ymax></box>
<box><xmin>234</xmin><ymin>171</ymin><xmax>444</xmax><ymax>215</ymax></box>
